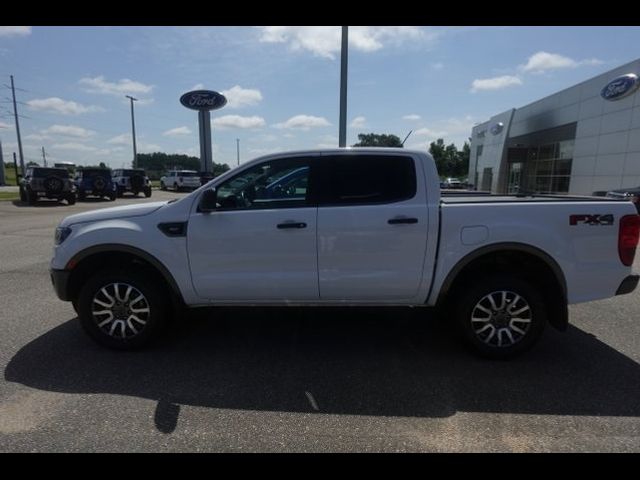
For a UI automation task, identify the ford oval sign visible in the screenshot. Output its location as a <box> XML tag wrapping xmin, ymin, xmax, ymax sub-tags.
<box><xmin>180</xmin><ymin>90</ymin><xmax>227</xmax><ymax>111</ymax></box>
<box><xmin>490</xmin><ymin>122</ymin><xmax>504</xmax><ymax>135</ymax></box>
<box><xmin>601</xmin><ymin>74</ymin><xmax>640</xmax><ymax>101</ymax></box>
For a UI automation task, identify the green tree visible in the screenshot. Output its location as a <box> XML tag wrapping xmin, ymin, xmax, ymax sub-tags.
<box><xmin>26</xmin><ymin>161</ymin><xmax>40</xmax><ymax>167</ymax></box>
<box><xmin>429</xmin><ymin>138</ymin><xmax>471</xmax><ymax>180</ymax></box>
<box><xmin>352</xmin><ymin>133</ymin><xmax>403</xmax><ymax>148</ymax></box>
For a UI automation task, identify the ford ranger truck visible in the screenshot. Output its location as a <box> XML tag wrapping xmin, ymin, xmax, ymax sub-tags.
<box><xmin>49</xmin><ymin>148</ymin><xmax>640</xmax><ymax>359</ymax></box>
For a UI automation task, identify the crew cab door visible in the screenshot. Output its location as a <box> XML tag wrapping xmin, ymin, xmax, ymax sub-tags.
<box><xmin>316</xmin><ymin>153</ymin><xmax>430</xmax><ymax>301</ymax></box>
<box><xmin>187</xmin><ymin>155</ymin><xmax>319</xmax><ymax>301</ymax></box>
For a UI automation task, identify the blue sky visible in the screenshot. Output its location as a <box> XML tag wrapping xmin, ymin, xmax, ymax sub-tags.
<box><xmin>1</xmin><ymin>26</ymin><xmax>640</xmax><ymax>168</ymax></box>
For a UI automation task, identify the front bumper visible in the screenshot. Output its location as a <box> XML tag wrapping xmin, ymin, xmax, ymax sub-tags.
<box><xmin>616</xmin><ymin>275</ymin><xmax>639</xmax><ymax>296</ymax></box>
<box><xmin>50</xmin><ymin>268</ymin><xmax>72</xmax><ymax>301</ymax></box>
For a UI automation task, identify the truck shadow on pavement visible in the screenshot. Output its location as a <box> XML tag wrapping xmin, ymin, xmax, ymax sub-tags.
<box><xmin>6</xmin><ymin>307</ymin><xmax>640</xmax><ymax>433</ymax></box>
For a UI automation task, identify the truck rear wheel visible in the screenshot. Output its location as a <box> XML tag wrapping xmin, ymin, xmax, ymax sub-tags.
<box><xmin>452</xmin><ymin>274</ymin><xmax>546</xmax><ymax>359</ymax></box>
<box><xmin>77</xmin><ymin>268</ymin><xmax>169</xmax><ymax>350</ymax></box>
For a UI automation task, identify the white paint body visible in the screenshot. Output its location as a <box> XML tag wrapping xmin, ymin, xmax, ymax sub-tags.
<box><xmin>52</xmin><ymin>148</ymin><xmax>638</xmax><ymax>307</ymax></box>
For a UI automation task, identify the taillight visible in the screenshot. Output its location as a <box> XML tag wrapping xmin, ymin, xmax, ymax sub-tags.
<box><xmin>619</xmin><ymin>214</ymin><xmax>640</xmax><ymax>266</ymax></box>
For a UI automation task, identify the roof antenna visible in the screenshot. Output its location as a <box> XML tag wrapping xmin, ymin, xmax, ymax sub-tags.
<box><xmin>401</xmin><ymin>130</ymin><xmax>413</xmax><ymax>147</ymax></box>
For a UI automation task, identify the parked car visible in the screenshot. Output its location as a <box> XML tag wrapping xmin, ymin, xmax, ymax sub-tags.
<box><xmin>160</xmin><ymin>170</ymin><xmax>201</xmax><ymax>191</ymax></box>
<box><xmin>50</xmin><ymin>148</ymin><xmax>639</xmax><ymax>359</ymax></box>
<box><xmin>443</xmin><ymin>178</ymin><xmax>464</xmax><ymax>189</ymax></box>
<box><xmin>606</xmin><ymin>186</ymin><xmax>640</xmax><ymax>213</ymax></box>
<box><xmin>112</xmin><ymin>169</ymin><xmax>152</xmax><ymax>198</ymax></box>
<box><xmin>19</xmin><ymin>167</ymin><xmax>76</xmax><ymax>205</ymax></box>
<box><xmin>75</xmin><ymin>168</ymin><xmax>116</xmax><ymax>201</ymax></box>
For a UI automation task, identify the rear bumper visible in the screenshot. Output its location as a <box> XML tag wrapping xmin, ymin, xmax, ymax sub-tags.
<box><xmin>616</xmin><ymin>275</ymin><xmax>639</xmax><ymax>296</ymax></box>
<box><xmin>50</xmin><ymin>268</ymin><xmax>72</xmax><ymax>301</ymax></box>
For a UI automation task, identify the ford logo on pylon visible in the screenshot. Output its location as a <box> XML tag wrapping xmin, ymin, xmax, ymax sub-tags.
<box><xmin>601</xmin><ymin>74</ymin><xmax>640</xmax><ymax>101</ymax></box>
<box><xmin>180</xmin><ymin>90</ymin><xmax>227</xmax><ymax>111</ymax></box>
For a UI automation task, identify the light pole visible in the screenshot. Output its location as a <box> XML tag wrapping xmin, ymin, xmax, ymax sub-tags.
<box><xmin>125</xmin><ymin>95</ymin><xmax>138</xmax><ymax>168</ymax></box>
<box><xmin>338</xmin><ymin>26</ymin><xmax>348</xmax><ymax>148</ymax></box>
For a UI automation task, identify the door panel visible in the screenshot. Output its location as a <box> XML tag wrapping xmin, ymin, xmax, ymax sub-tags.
<box><xmin>316</xmin><ymin>154</ymin><xmax>430</xmax><ymax>301</ymax></box>
<box><xmin>188</xmin><ymin>207</ymin><xmax>318</xmax><ymax>301</ymax></box>
<box><xmin>187</xmin><ymin>156</ymin><xmax>319</xmax><ymax>301</ymax></box>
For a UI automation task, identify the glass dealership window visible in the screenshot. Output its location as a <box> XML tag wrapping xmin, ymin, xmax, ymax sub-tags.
<box><xmin>521</xmin><ymin>141</ymin><xmax>573</xmax><ymax>194</ymax></box>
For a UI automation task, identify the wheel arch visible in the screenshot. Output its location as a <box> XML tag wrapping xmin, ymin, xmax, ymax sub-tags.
<box><xmin>66</xmin><ymin>244</ymin><xmax>185</xmax><ymax>309</ymax></box>
<box><xmin>436</xmin><ymin>242</ymin><xmax>568</xmax><ymax>331</ymax></box>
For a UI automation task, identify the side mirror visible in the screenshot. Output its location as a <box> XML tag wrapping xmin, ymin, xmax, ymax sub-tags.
<box><xmin>199</xmin><ymin>188</ymin><xmax>218</xmax><ymax>213</ymax></box>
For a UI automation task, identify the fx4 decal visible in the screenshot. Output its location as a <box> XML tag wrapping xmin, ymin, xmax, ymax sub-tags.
<box><xmin>569</xmin><ymin>214</ymin><xmax>614</xmax><ymax>226</ymax></box>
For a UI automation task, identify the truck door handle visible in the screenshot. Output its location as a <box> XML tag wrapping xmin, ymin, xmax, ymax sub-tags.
<box><xmin>277</xmin><ymin>222</ymin><xmax>307</xmax><ymax>229</ymax></box>
<box><xmin>388</xmin><ymin>217</ymin><xmax>418</xmax><ymax>225</ymax></box>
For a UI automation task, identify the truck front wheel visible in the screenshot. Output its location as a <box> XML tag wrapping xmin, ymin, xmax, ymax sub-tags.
<box><xmin>452</xmin><ymin>274</ymin><xmax>546</xmax><ymax>359</ymax></box>
<box><xmin>77</xmin><ymin>269</ymin><xmax>169</xmax><ymax>350</ymax></box>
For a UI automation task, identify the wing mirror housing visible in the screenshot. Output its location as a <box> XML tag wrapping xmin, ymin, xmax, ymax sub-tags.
<box><xmin>199</xmin><ymin>188</ymin><xmax>218</xmax><ymax>213</ymax></box>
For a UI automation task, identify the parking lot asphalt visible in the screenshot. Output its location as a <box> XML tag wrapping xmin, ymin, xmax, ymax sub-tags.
<box><xmin>1</xmin><ymin>191</ymin><xmax>640</xmax><ymax>452</ymax></box>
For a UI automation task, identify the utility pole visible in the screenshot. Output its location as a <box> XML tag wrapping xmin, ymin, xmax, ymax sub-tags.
<box><xmin>236</xmin><ymin>138</ymin><xmax>240</xmax><ymax>166</ymax></box>
<box><xmin>10</xmin><ymin>75</ymin><xmax>25</xmax><ymax>173</ymax></box>
<box><xmin>338</xmin><ymin>26</ymin><xmax>349</xmax><ymax>148</ymax></box>
<box><xmin>13</xmin><ymin>152</ymin><xmax>19</xmax><ymax>185</ymax></box>
<box><xmin>0</xmin><ymin>139</ymin><xmax>5</xmax><ymax>186</ymax></box>
<box><xmin>125</xmin><ymin>95</ymin><xmax>138</xmax><ymax>168</ymax></box>
<box><xmin>41</xmin><ymin>146</ymin><xmax>47</xmax><ymax>167</ymax></box>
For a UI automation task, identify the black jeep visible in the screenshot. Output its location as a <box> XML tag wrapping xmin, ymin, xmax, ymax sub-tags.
<box><xmin>112</xmin><ymin>168</ymin><xmax>152</xmax><ymax>198</ymax></box>
<box><xmin>19</xmin><ymin>167</ymin><xmax>77</xmax><ymax>205</ymax></box>
<box><xmin>75</xmin><ymin>168</ymin><xmax>117</xmax><ymax>201</ymax></box>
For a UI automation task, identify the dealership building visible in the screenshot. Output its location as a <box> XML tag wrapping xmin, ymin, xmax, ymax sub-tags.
<box><xmin>469</xmin><ymin>58</ymin><xmax>640</xmax><ymax>195</ymax></box>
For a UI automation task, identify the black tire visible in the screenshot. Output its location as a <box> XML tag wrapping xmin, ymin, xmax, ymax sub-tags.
<box><xmin>108</xmin><ymin>192</ymin><xmax>116</xmax><ymax>201</ymax></box>
<box><xmin>77</xmin><ymin>268</ymin><xmax>170</xmax><ymax>350</ymax></box>
<box><xmin>26</xmin><ymin>188</ymin><xmax>37</xmax><ymax>205</ymax></box>
<box><xmin>452</xmin><ymin>274</ymin><xmax>546</xmax><ymax>360</ymax></box>
<box><xmin>130</xmin><ymin>174</ymin><xmax>144</xmax><ymax>191</ymax></box>
<box><xmin>160</xmin><ymin>181</ymin><xmax>166</xmax><ymax>191</ymax></box>
<box><xmin>116</xmin><ymin>187</ymin><xmax>124</xmax><ymax>198</ymax></box>
<box><xmin>19</xmin><ymin>186</ymin><xmax>26</xmax><ymax>202</ymax></box>
<box><xmin>66</xmin><ymin>193</ymin><xmax>76</xmax><ymax>205</ymax></box>
<box><xmin>143</xmin><ymin>187</ymin><xmax>152</xmax><ymax>198</ymax></box>
<box><xmin>78</xmin><ymin>190</ymin><xmax>86</xmax><ymax>201</ymax></box>
<box><xmin>173</xmin><ymin>183</ymin><xmax>179</xmax><ymax>192</ymax></box>
<box><xmin>43</xmin><ymin>175</ymin><xmax>64</xmax><ymax>195</ymax></box>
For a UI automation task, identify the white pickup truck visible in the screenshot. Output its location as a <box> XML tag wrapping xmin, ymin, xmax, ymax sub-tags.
<box><xmin>50</xmin><ymin>148</ymin><xmax>640</xmax><ymax>358</ymax></box>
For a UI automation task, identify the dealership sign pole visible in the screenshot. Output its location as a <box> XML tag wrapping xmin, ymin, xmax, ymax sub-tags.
<box><xmin>180</xmin><ymin>90</ymin><xmax>227</xmax><ymax>174</ymax></box>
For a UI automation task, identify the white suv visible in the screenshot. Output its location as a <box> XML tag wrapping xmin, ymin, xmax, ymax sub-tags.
<box><xmin>160</xmin><ymin>170</ymin><xmax>201</xmax><ymax>191</ymax></box>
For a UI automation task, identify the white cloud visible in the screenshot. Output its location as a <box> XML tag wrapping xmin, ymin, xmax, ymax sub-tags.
<box><xmin>0</xmin><ymin>26</ymin><xmax>31</xmax><ymax>37</ymax></box>
<box><xmin>220</xmin><ymin>85</ymin><xmax>263</xmax><ymax>109</ymax></box>
<box><xmin>431</xmin><ymin>62</ymin><xmax>444</xmax><ymax>71</ymax></box>
<box><xmin>248</xmin><ymin>147</ymin><xmax>284</xmax><ymax>156</ymax></box>
<box><xmin>258</xmin><ymin>26</ymin><xmax>429</xmax><ymax>59</ymax></box>
<box><xmin>139</xmin><ymin>143</ymin><xmax>162</xmax><ymax>152</ymax></box>
<box><xmin>52</xmin><ymin>143</ymin><xmax>98</xmax><ymax>152</ymax></box>
<box><xmin>521</xmin><ymin>51</ymin><xmax>603</xmax><ymax>73</ymax></box>
<box><xmin>107</xmin><ymin>133</ymin><xmax>132</xmax><ymax>145</ymax></box>
<box><xmin>44</xmin><ymin>124</ymin><xmax>95</xmax><ymax>138</ymax></box>
<box><xmin>403</xmin><ymin>114</ymin><xmax>421</xmax><ymax>121</ymax></box>
<box><xmin>163</xmin><ymin>126</ymin><xmax>192</xmax><ymax>136</ymax></box>
<box><xmin>212</xmin><ymin>115</ymin><xmax>266</xmax><ymax>129</ymax></box>
<box><xmin>79</xmin><ymin>75</ymin><xmax>154</xmax><ymax>97</ymax></box>
<box><xmin>189</xmin><ymin>83</ymin><xmax>205</xmax><ymax>91</ymax></box>
<box><xmin>24</xmin><ymin>133</ymin><xmax>50</xmax><ymax>141</ymax></box>
<box><xmin>470</xmin><ymin>75</ymin><xmax>523</xmax><ymax>93</ymax></box>
<box><xmin>0</xmin><ymin>121</ymin><xmax>12</xmax><ymax>130</ymax></box>
<box><xmin>26</xmin><ymin>97</ymin><xmax>103</xmax><ymax>115</ymax></box>
<box><xmin>414</xmin><ymin>127</ymin><xmax>448</xmax><ymax>138</ymax></box>
<box><xmin>349</xmin><ymin>116</ymin><xmax>367</xmax><ymax>129</ymax></box>
<box><xmin>274</xmin><ymin>114</ymin><xmax>331</xmax><ymax>130</ymax></box>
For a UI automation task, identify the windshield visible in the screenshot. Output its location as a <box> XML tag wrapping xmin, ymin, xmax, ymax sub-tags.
<box><xmin>178</xmin><ymin>172</ymin><xmax>199</xmax><ymax>177</ymax></box>
<box><xmin>80</xmin><ymin>169</ymin><xmax>110</xmax><ymax>176</ymax></box>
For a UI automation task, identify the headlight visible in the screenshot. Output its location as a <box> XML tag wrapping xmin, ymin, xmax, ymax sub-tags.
<box><xmin>54</xmin><ymin>226</ymin><xmax>72</xmax><ymax>245</ymax></box>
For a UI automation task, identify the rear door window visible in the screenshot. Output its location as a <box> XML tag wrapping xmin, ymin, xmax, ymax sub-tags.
<box><xmin>318</xmin><ymin>154</ymin><xmax>417</xmax><ymax>206</ymax></box>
